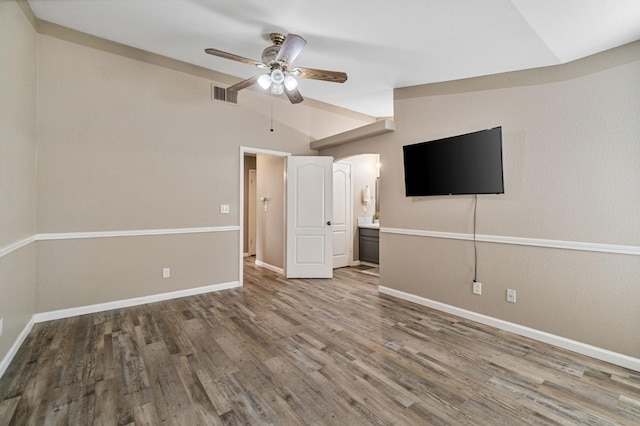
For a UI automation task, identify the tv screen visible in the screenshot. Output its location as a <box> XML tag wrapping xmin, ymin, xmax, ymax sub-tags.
<box><xmin>403</xmin><ymin>127</ymin><xmax>504</xmax><ymax>196</ymax></box>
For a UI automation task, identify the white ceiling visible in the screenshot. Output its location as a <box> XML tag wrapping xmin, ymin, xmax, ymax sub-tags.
<box><xmin>28</xmin><ymin>0</ymin><xmax>640</xmax><ymax>118</ymax></box>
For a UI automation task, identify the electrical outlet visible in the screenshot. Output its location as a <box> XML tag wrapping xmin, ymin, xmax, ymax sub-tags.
<box><xmin>506</xmin><ymin>289</ymin><xmax>517</xmax><ymax>303</ymax></box>
<box><xmin>162</xmin><ymin>267</ymin><xmax>170</xmax><ymax>278</ymax></box>
<box><xmin>220</xmin><ymin>204</ymin><xmax>230</xmax><ymax>214</ymax></box>
<box><xmin>473</xmin><ymin>281</ymin><xmax>482</xmax><ymax>295</ymax></box>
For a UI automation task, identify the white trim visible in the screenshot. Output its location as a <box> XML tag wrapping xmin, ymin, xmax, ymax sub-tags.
<box><xmin>255</xmin><ymin>260</ymin><xmax>284</xmax><ymax>275</ymax></box>
<box><xmin>381</xmin><ymin>227</ymin><xmax>640</xmax><ymax>256</ymax></box>
<box><xmin>241</xmin><ymin>146</ymin><xmax>291</xmax><ymax>157</ymax></box>
<box><xmin>36</xmin><ymin>226</ymin><xmax>239</xmax><ymax>241</ymax></box>
<box><xmin>33</xmin><ymin>281</ymin><xmax>240</xmax><ymax>323</ymax></box>
<box><xmin>378</xmin><ymin>286</ymin><xmax>640</xmax><ymax>372</ymax></box>
<box><xmin>1</xmin><ymin>228</ymin><xmax>241</xmax><ymax>257</ymax></box>
<box><xmin>0</xmin><ymin>236</ymin><xmax>35</xmax><ymax>259</ymax></box>
<box><xmin>0</xmin><ymin>317</ymin><xmax>35</xmax><ymax>379</ymax></box>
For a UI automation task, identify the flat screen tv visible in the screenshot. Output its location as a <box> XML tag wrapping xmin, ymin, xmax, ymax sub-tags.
<box><xmin>403</xmin><ymin>126</ymin><xmax>504</xmax><ymax>196</ymax></box>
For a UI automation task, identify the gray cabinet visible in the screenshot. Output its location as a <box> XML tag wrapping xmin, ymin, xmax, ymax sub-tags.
<box><xmin>359</xmin><ymin>227</ymin><xmax>379</xmax><ymax>264</ymax></box>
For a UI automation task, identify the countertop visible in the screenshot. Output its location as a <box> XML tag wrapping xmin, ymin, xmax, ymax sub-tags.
<box><xmin>358</xmin><ymin>223</ymin><xmax>380</xmax><ymax>229</ymax></box>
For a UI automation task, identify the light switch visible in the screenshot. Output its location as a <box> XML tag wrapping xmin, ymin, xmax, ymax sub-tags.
<box><xmin>220</xmin><ymin>204</ymin><xmax>230</xmax><ymax>214</ymax></box>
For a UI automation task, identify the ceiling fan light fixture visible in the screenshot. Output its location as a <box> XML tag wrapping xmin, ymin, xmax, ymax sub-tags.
<box><xmin>270</xmin><ymin>69</ymin><xmax>285</xmax><ymax>84</ymax></box>
<box><xmin>271</xmin><ymin>83</ymin><xmax>284</xmax><ymax>95</ymax></box>
<box><xmin>257</xmin><ymin>74</ymin><xmax>272</xmax><ymax>90</ymax></box>
<box><xmin>284</xmin><ymin>75</ymin><xmax>298</xmax><ymax>91</ymax></box>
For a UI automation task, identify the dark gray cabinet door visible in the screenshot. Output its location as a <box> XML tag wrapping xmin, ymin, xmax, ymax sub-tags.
<box><xmin>359</xmin><ymin>228</ymin><xmax>379</xmax><ymax>264</ymax></box>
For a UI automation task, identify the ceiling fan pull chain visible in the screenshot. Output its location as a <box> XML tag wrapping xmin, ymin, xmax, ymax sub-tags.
<box><xmin>270</xmin><ymin>94</ymin><xmax>274</xmax><ymax>132</ymax></box>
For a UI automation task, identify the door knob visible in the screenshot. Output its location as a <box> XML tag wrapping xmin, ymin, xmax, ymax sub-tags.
<box><xmin>327</xmin><ymin>221</ymin><xmax>332</xmax><ymax>226</ymax></box>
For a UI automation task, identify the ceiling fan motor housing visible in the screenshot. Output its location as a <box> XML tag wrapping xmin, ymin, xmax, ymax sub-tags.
<box><xmin>261</xmin><ymin>45</ymin><xmax>280</xmax><ymax>65</ymax></box>
<box><xmin>269</xmin><ymin>33</ymin><xmax>286</xmax><ymax>45</ymax></box>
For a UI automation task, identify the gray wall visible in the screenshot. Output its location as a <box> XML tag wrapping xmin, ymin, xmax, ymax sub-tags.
<box><xmin>321</xmin><ymin>40</ymin><xmax>640</xmax><ymax>358</ymax></box>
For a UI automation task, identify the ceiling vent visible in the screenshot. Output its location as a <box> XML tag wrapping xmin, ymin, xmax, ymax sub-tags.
<box><xmin>211</xmin><ymin>84</ymin><xmax>237</xmax><ymax>104</ymax></box>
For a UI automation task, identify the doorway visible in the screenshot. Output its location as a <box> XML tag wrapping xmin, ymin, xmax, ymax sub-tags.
<box><xmin>334</xmin><ymin>153</ymin><xmax>380</xmax><ymax>266</ymax></box>
<box><xmin>240</xmin><ymin>148</ymin><xmax>336</xmax><ymax>284</ymax></box>
<box><xmin>240</xmin><ymin>147</ymin><xmax>290</xmax><ymax>286</ymax></box>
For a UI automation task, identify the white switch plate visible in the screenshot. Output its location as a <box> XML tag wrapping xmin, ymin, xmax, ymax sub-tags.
<box><xmin>163</xmin><ymin>267</ymin><xmax>170</xmax><ymax>278</ymax></box>
<box><xmin>0</xmin><ymin>318</ymin><xmax>3</xmax><ymax>337</ymax></box>
<box><xmin>220</xmin><ymin>204</ymin><xmax>230</xmax><ymax>214</ymax></box>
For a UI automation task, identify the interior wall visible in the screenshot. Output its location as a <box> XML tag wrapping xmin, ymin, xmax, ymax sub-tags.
<box><xmin>320</xmin><ymin>40</ymin><xmax>640</xmax><ymax>358</ymax></box>
<box><xmin>0</xmin><ymin>1</ymin><xmax>37</xmax><ymax>366</ymax></box>
<box><xmin>34</xmin><ymin>24</ymin><xmax>370</xmax><ymax>313</ymax></box>
<box><xmin>255</xmin><ymin>155</ymin><xmax>285</xmax><ymax>270</ymax></box>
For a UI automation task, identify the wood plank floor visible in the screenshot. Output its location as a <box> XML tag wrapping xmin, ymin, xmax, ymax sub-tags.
<box><xmin>1</xmin><ymin>258</ymin><xmax>639</xmax><ymax>425</ymax></box>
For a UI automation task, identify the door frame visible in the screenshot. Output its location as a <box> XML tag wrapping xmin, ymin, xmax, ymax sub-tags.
<box><xmin>248</xmin><ymin>169</ymin><xmax>257</xmax><ymax>256</ymax></box>
<box><xmin>239</xmin><ymin>146</ymin><xmax>291</xmax><ymax>286</ymax></box>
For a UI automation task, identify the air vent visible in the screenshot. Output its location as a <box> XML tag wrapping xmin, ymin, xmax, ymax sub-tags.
<box><xmin>211</xmin><ymin>84</ymin><xmax>237</xmax><ymax>104</ymax></box>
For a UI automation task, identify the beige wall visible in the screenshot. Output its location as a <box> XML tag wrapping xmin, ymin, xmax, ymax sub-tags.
<box><xmin>256</xmin><ymin>155</ymin><xmax>285</xmax><ymax>270</ymax></box>
<box><xmin>321</xmin><ymin>41</ymin><xmax>640</xmax><ymax>358</ymax></box>
<box><xmin>0</xmin><ymin>1</ymin><xmax>37</xmax><ymax>364</ymax></box>
<box><xmin>36</xmin><ymin>232</ymin><xmax>238</xmax><ymax>312</ymax></box>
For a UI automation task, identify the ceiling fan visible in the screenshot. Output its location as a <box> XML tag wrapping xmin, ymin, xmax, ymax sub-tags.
<box><xmin>205</xmin><ymin>33</ymin><xmax>347</xmax><ymax>104</ymax></box>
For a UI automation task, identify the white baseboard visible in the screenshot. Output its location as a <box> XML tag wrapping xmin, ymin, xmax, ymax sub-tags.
<box><xmin>0</xmin><ymin>316</ymin><xmax>35</xmax><ymax>379</ymax></box>
<box><xmin>378</xmin><ymin>286</ymin><xmax>640</xmax><ymax>372</ymax></box>
<box><xmin>34</xmin><ymin>281</ymin><xmax>240</xmax><ymax>323</ymax></box>
<box><xmin>254</xmin><ymin>260</ymin><xmax>284</xmax><ymax>275</ymax></box>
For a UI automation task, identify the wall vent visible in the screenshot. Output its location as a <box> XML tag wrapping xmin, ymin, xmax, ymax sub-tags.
<box><xmin>211</xmin><ymin>84</ymin><xmax>237</xmax><ymax>104</ymax></box>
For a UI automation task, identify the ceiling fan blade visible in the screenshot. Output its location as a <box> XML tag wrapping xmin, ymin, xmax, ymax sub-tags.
<box><xmin>284</xmin><ymin>86</ymin><xmax>304</xmax><ymax>104</ymax></box>
<box><xmin>227</xmin><ymin>75</ymin><xmax>261</xmax><ymax>92</ymax></box>
<box><xmin>204</xmin><ymin>48</ymin><xmax>267</xmax><ymax>68</ymax></box>
<box><xmin>293</xmin><ymin>67</ymin><xmax>347</xmax><ymax>83</ymax></box>
<box><xmin>275</xmin><ymin>34</ymin><xmax>306</xmax><ymax>66</ymax></box>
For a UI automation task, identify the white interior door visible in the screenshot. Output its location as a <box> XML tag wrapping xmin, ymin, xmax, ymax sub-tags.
<box><xmin>332</xmin><ymin>162</ymin><xmax>351</xmax><ymax>268</ymax></box>
<box><xmin>286</xmin><ymin>156</ymin><xmax>333</xmax><ymax>278</ymax></box>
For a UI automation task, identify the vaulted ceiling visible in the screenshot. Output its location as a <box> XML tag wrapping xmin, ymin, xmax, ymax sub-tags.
<box><xmin>28</xmin><ymin>0</ymin><xmax>640</xmax><ymax>117</ymax></box>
